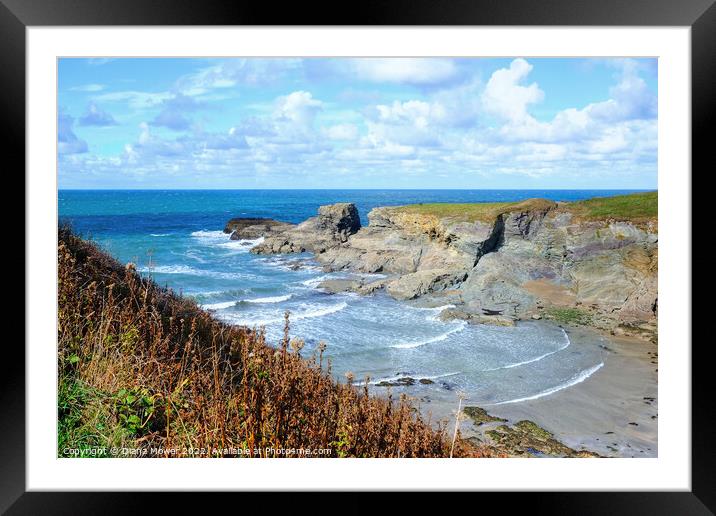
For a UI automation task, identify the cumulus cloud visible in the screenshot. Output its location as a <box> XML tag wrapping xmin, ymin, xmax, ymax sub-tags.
<box><xmin>477</xmin><ymin>57</ymin><xmax>657</xmax><ymax>169</ymax></box>
<box><xmin>59</xmin><ymin>57</ymin><xmax>657</xmax><ymax>188</ymax></box>
<box><xmin>323</xmin><ymin>123</ymin><xmax>359</xmax><ymax>141</ymax></box>
<box><xmin>481</xmin><ymin>58</ymin><xmax>544</xmax><ymax>122</ymax></box>
<box><xmin>362</xmin><ymin>105</ymin><xmax>441</xmax><ymax>148</ymax></box>
<box><xmin>79</xmin><ymin>102</ymin><xmax>117</xmax><ymax>126</ymax></box>
<box><xmin>202</xmin><ymin>127</ymin><xmax>250</xmax><ymax>150</ymax></box>
<box><xmin>587</xmin><ymin>59</ymin><xmax>657</xmax><ymax>122</ymax></box>
<box><xmin>273</xmin><ymin>91</ymin><xmax>323</xmax><ymax>128</ymax></box>
<box><xmin>121</xmin><ymin>122</ymin><xmax>189</xmax><ymax>164</ymax></box>
<box><xmin>149</xmin><ymin>94</ymin><xmax>205</xmax><ymax>131</ymax></box>
<box><xmin>58</xmin><ymin>112</ymin><xmax>88</xmax><ymax>154</ymax></box>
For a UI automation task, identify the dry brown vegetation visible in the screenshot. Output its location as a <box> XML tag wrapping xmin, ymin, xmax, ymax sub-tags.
<box><xmin>58</xmin><ymin>226</ymin><xmax>497</xmax><ymax>458</ymax></box>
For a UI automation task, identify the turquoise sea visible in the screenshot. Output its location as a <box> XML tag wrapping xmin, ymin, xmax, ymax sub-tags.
<box><xmin>59</xmin><ymin>189</ymin><xmax>642</xmax><ymax>411</ymax></box>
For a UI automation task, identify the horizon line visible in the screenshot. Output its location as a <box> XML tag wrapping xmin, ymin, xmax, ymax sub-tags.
<box><xmin>58</xmin><ymin>187</ymin><xmax>657</xmax><ymax>192</ymax></box>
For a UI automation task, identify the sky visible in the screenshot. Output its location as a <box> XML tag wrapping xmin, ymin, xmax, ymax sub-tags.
<box><xmin>58</xmin><ymin>57</ymin><xmax>657</xmax><ymax>190</ymax></box>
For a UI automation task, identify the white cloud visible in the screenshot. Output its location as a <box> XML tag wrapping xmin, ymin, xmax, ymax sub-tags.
<box><xmin>60</xmin><ymin>58</ymin><xmax>657</xmax><ymax>188</ymax></box>
<box><xmin>480</xmin><ymin>57</ymin><xmax>657</xmax><ymax>163</ymax></box>
<box><xmin>323</xmin><ymin>123</ymin><xmax>359</xmax><ymax>141</ymax></box>
<box><xmin>351</xmin><ymin>58</ymin><xmax>459</xmax><ymax>85</ymax></box>
<box><xmin>175</xmin><ymin>59</ymin><xmax>302</xmax><ymax>96</ymax></box>
<box><xmin>587</xmin><ymin>60</ymin><xmax>657</xmax><ymax>122</ymax></box>
<box><xmin>78</xmin><ymin>102</ymin><xmax>117</xmax><ymax>126</ymax></box>
<box><xmin>70</xmin><ymin>83</ymin><xmax>105</xmax><ymax>92</ymax></box>
<box><xmin>481</xmin><ymin>58</ymin><xmax>544</xmax><ymax>122</ymax></box>
<box><xmin>273</xmin><ymin>91</ymin><xmax>323</xmax><ymax>128</ymax></box>
<box><xmin>94</xmin><ymin>90</ymin><xmax>173</xmax><ymax>110</ymax></box>
<box><xmin>150</xmin><ymin>94</ymin><xmax>205</xmax><ymax>131</ymax></box>
<box><xmin>58</xmin><ymin>112</ymin><xmax>88</xmax><ymax>154</ymax></box>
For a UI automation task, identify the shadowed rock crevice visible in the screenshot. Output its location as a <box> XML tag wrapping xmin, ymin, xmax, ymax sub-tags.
<box><xmin>473</xmin><ymin>213</ymin><xmax>505</xmax><ymax>265</ymax></box>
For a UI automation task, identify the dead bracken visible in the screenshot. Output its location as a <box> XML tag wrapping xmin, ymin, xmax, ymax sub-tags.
<box><xmin>57</xmin><ymin>225</ymin><xmax>498</xmax><ymax>458</ymax></box>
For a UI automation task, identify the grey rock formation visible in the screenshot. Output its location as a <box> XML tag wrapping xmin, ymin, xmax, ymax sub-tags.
<box><xmin>251</xmin><ymin>203</ymin><xmax>361</xmax><ymax>254</ymax></box>
<box><xmin>232</xmin><ymin>198</ymin><xmax>657</xmax><ymax>337</ymax></box>
<box><xmin>223</xmin><ymin>217</ymin><xmax>294</xmax><ymax>240</ymax></box>
<box><xmin>386</xmin><ymin>269</ymin><xmax>468</xmax><ymax>300</ymax></box>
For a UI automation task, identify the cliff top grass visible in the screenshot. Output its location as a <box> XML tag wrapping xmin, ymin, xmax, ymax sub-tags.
<box><xmin>565</xmin><ymin>191</ymin><xmax>657</xmax><ymax>223</ymax></box>
<box><xmin>393</xmin><ymin>191</ymin><xmax>657</xmax><ymax>224</ymax></box>
<box><xmin>392</xmin><ymin>198</ymin><xmax>556</xmax><ymax>223</ymax></box>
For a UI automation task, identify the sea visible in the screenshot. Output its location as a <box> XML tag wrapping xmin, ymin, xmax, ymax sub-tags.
<box><xmin>58</xmin><ymin>189</ymin><xmax>643</xmax><ymax>414</ymax></box>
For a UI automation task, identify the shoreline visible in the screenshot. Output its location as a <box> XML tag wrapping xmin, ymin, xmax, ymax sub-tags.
<box><xmin>403</xmin><ymin>324</ymin><xmax>658</xmax><ymax>458</ymax></box>
<box><xmin>225</xmin><ymin>200</ymin><xmax>658</xmax><ymax>457</ymax></box>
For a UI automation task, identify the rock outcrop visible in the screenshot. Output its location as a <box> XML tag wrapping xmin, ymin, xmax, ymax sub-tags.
<box><xmin>251</xmin><ymin>203</ymin><xmax>361</xmax><ymax>254</ymax></box>
<box><xmin>223</xmin><ymin>217</ymin><xmax>294</xmax><ymax>240</ymax></box>
<box><xmin>230</xmin><ymin>198</ymin><xmax>658</xmax><ymax>339</ymax></box>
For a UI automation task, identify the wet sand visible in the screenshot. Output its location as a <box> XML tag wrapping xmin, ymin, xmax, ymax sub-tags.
<box><xmin>416</xmin><ymin>326</ymin><xmax>658</xmax><ymax>457</ymax></box>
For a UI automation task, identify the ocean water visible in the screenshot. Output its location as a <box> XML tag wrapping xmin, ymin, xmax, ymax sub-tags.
<box><xmin>59</xmin><ymin>190</ymin><xmax>635</xmax><ymax>411</ymax></box>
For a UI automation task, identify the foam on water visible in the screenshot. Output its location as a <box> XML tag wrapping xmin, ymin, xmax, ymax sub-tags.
<box><xmin>138</xmin><ymin>264</ymin><xmax>256</xmax><ymax>280</ymax></box>
<box><xmin>202</xmin><ymin>300</ymin><xmax>237</xmax><ymax>310</ymax></box>
<box><xmin>223</xmin><ymin>301</ymin><xmax>348</xmax><ymax>327</ymax></box>
<box><xmin>483</xmin><ymin>328</ymin><xmax>572</xmax><ymax>371</ymax></box>
<box><xmin>301</xmin><ymin>275</ymin><xmax>333</xmax><ymax>288</ymax></box>
<box><xmin>420</xmin><ymin>304</ymin><xmax>457</xmax><ymax>321</ymax></box>
<box><xmin>190</xmin><ymin>229</ymin><xmax>226</xmax><ymax>240</ymax></box>
<box><xmin>217</xmin><ymin>237</ymin><xmax>265</xmax><ymax>252</ymax></box>
<box><xmin>390</xmin><ymin>322</ymin><xmax>467</xmax><ymax>349</ymax></box>
<box><xmin>488</xmin><ymin>362</ymin><xmax>605</xmax><ymax>405</ymax></box>
<box><xmin>244</xmin><ymin>294</ymin><xmax>293</xmax><ymax>304</ymax></box>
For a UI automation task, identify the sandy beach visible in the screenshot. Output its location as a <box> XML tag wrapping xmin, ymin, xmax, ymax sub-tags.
<box><xmin>415</xmin><ymin>325</ymin><xmax>658</xmax><ymax>458</ymax></box>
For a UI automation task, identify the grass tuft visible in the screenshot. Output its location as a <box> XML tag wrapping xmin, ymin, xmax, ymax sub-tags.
<box><xmin>544</xmin><ymin>307</ymin><xmax>593</xmax><ymax>326</ymax></box>
<box><xmin>567</xmin><ymin>191</ymin><xmax>657</xmax><ymax>223</ymax></box>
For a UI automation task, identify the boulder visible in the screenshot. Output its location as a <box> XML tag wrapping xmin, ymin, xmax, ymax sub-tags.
<box><xmin>223</xmin><ymin>217</ymin><xmax>292</xmax><ymax>237</ymax></box>
<box><xmin>386</xmin><ymin>269</ymin><xmax>468</xmax><ymax>301</ymax></box>
<box><xmin>317</xmin><ymin>279</ymin><xmax>362</xmax><ymax>294</ymax></box>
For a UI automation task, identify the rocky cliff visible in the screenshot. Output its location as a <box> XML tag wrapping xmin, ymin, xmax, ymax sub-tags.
<box><xmin>233</xmin><ymin>193</ymin><xmax>658</xmax><ymax>341</ymax></box>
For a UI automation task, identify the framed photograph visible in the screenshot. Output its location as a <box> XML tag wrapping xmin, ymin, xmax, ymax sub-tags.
<box><xmin>8</xmin><ymin>0</ymin><xmax>711</xmax><ymax>511</ymax></box>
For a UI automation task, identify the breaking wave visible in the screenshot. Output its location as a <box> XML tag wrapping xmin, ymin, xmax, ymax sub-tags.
<box><xmin>390</xmin><ymin>322</ymin><xmax>467</xmax><ymax>349</ymax></box>
<box><xmin>483</xmin><ymin>328</ymin><xmax>572</xmax><ymax>371</ymax></box>
<box><xmin>243</xmin><ymin>294</ymin><xmax>293</xmax><ymax>304</ymax></box>
<box><xmin>488</xmin><ymin>362</ymin><xmax>605</xmax><ymax>405</ymax></box>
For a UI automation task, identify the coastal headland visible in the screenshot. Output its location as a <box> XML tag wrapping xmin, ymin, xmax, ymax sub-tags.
<box><xmin>225</xmin><ymin>191</ymin><xmax>658</xmax><ymax>343</ymax></box>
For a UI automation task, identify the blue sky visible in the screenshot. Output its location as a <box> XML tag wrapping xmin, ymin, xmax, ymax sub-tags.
<box><xmin>58</xmin><ymin>57</ymin><xmax>657</xmax><ymax>189</ymax></box>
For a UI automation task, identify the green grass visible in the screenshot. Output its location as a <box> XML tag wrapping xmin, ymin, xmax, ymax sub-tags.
<box><xmin>393</xmin><ymin>191</ymin><xmax>656</xmax><ymax>224</ymax></box>
<box><xmin>393</xmin><ymin>198</ymin><xmax>556</xmax><ymax>223</ymax></box>
<box><xmin>567</xmin><ymin>191</ymin><xmax>657</xmax><ymax>222</ymax></box>
<box><xmin>57</xmin><ymin>377</ymin><xmax>125</xmax><ymax>457</ymax></box>
<box><xmin>545</xmin><ymin>307</ymin><xmax>593</xmax><ymax>326</ymax></box>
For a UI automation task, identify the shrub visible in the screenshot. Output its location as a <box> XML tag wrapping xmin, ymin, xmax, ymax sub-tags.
<box><xmin>57</xmin><ymin>226</ymin><xmax>496</xmax><ymax>458</ymax></box>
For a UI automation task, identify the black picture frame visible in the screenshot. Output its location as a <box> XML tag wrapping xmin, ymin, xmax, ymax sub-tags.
<box><xmin>5</xmin><ymin>0</ymin><xmax>711</xmax><ymax>512</ymax></box>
